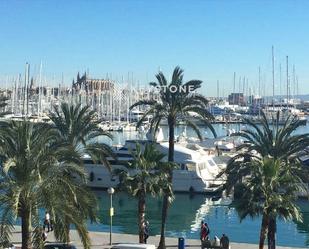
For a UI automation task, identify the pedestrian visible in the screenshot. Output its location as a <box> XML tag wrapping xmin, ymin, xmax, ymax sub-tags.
<box><xmin>143</xmin><ymin>220</ymin><xmax>149</xmax><ymax>244</ymax></box>
<box><xmin>220</xmin><ymin>234</ymin><xmax>230</xmax><ymax>249</ymax></box>
<box><xmin>50</xmin><ymin>219</ymin><xmax>54</xmax><ymax>231</ymax></box>
<box><xmin>204</xmin><ymin>223</ymin><xmax>210</xmax><ymax>239</ymax></box>
<box><xmin>213</xmin><ymin>236</ymin><xmax>220</xmax><ymax>246</ymax></box>
<box><xmin>200</xmin><ymin>221</ymin><xmax>207</xmax><ymax>241</ymax></box>
<box><xmin>42</xmin><ymin>229</ymin><xmax>47</xmax><ymax>241</ymax></box>
<box><xmin>44</xmin><ymin>211</ymin><xmax>51</xmax><ymax>232</ymax></box>
<box><xmin>215</xmin><ymin>145</ymin><xmax>220</xmax><ymax>156</ymax></box>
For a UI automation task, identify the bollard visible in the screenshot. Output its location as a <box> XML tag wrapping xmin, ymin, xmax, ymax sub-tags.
<box><xmin>178</xmin><ymin>237</ymin><xmax>185</xmax><ymax>249</ymax></box>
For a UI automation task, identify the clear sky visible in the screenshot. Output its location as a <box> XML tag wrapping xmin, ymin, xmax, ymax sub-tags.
<box><xmin>0</xmin><ymin>0</ymin><xmax>308</xmax><ymax>96</ymax></box>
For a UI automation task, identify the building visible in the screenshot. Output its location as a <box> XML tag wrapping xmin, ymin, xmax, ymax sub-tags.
<box><xmin>72</xmin><ymin>72</ymin><xmax>114</xmax><ymax>93</ymax></box>
<box><xmin>228</xmin><ymin>93</ymin><xmax>245</xmax><ymax>105</ymax></box>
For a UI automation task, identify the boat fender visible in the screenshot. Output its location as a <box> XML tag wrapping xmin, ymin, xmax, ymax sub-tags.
<box><xmin>89</xmin><ymin>172</ymin><xmax>95</xmax><ymax>182</ymax></box>
<box><xmin>189</xmin><ymin>187</ymin><xmax>195</xmax><ymax>199</ymax></box>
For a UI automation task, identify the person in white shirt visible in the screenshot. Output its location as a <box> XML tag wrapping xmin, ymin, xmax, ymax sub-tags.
<box><xmin>44</xmin><ymin>211</ymin><xmax>51</xmax><ymax>232</ymax></box>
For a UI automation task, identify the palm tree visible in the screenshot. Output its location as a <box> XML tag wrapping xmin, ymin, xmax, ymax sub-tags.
<box><xmin>130</xmin><ymin>66</ymin><xmax>216</xmax><ymax>249</ymax></box>
<box><xmin>49</xmin><ymin>102</ymin><xmax>114</xmax><ymax>166</ymax></box>
<box><xmin>49</xmin><ymin>102</ymin><xmax>114</xmax><ymax>239</ymax></box>
<box><xmin>116</xmin><ymin>143</ymin><xmax>174</xmax><ymax>243</ymax></box>
<box><xmin>223</xmin><ymin>111</ymin><xmax>309</xmax><ymax>249</ymax></box>
<box><xmin>233</xmin><ymin>157</ymin><xmax>304</xmax><ymax>249</ymax></box>
<box><xmin>0</xmin><ymin>120</ymin><xmax>97</xmax><ymax>249</ymax></box>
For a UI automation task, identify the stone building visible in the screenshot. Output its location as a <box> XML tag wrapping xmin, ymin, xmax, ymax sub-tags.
<box><xmin>72</xmin><ymin>72</ymin><xmax>114</xmax><ymax>93</ymax></box>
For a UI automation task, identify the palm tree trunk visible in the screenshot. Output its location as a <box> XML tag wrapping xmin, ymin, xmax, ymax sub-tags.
<box><xmin>21</xmin><ymin>207</ymin><xmax>32</xmax><ymax>249</ymax></box>
<box><xmin>65</xmin><ymin>217</ymin><xmax>71</xmax><ymax>243</ymax></box>
<box><xmin>159</xmin><ymin>117</ymin><xmax>175</xmax><ymax>249</ymax></box>
<box><xmin>138</xmin><ymin>194</ymin><xmax>146</xmax><ymax>243</ymax></box>
<box><xmin>268</xmin><ymin>217</ymin><xmax>276</xmax><ymax>249</ymax></box>
<box><xmin>167</xmin><ymin>116</ymin><xmax>175</xmax><ymax>162</ymax></box>
<box><xmin>158</xmin><ymin>194</ymin><xmax>168</xmax><ymax>249</ymax></box>
<box><xmin>259</xmin><ymin>213</ymin><xmax>268</xmax><ymax>249</ymax></box>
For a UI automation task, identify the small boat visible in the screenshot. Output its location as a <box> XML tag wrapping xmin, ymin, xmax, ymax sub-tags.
<box><xmin>109</xmin><ymin>123</ymin><xmax>123</xmax><ymax>132</ymax></box>
<box><xmin>122</xmin><ymin>122</ymin><xmax>136</xmax><ymax>132</ymax></box>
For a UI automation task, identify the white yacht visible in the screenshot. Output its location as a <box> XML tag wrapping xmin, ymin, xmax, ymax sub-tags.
<box><xmin>83</xmin><ymin>137</ymin><xmax>228</xmax><ymax>194</ymax></box>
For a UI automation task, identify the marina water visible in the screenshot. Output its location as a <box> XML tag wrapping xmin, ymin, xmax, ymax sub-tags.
<box><xmin>91</xmin><ymin>191</ymin><xmax>309</xmax><ymax>248</ymax></box>
<box><xmin>92</xmin><ymin>123</ymin><xmax>309</xmax><ymax>248</ymax></box>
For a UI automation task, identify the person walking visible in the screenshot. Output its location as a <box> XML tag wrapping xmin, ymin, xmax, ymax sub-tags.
<box><xmin>41</xmin><ymin>228</ymin><xmax>47</xmax><ymax>241</ymax></box>
<box><xmin>50</xmin><ymin>218</ymin><xmax>54</xmax><ymax>231</ymax></box>
<box><xmin>220</xmin><ymin>234</ymin><xmax>230</xmax><ymax>249</ymax></box>
<box><xmin>200</xmin><ymin>221</ymin><xmax>206</xmax><ymax>241</ymax></box>
<box><xmin>204</xmin><ymin>223</ymin><xmax>210</xmax><ymax>239</ymax></box>
<box><xmin>44</xmin><ymin>211</ymin><xmax>51</xmax><ymax>232</ymax></box>
<box><xmin>200</xmin><ymin>221</ymin><xmax>210</xmax><ymax>242</ymax></box>
<box><xmin>143</xmin><ymin>220</ymin><xmax>149</xmax><ymax>244</ymax></box>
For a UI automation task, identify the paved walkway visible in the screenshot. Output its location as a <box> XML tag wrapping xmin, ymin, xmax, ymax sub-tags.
<box><xmin>10</xmin><ymin>227</ymin><xmax>304</xmax><ymax>249</ymax></box>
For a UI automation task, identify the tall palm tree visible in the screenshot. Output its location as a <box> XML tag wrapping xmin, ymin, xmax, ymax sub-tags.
<box><xmin>130</xmin><ymin>66</ymin><xmax>216</xmax><ymax>249</ymax></box>
<box><xmin>233</xmin><ymin>157</ymin><xmax>304</xmax><ymax>249</ymax></box>
<box><xmin>223</xmin><ymin>111</ymin><xmax>309</xmax><ymax>249</ymax></box>
<box><xmin>0</xmin><ymin>120</ymin><xmax>97</xmax><ymax>249</ymax></box>
<box><xmin>49</xmin><ymin>102</ymin><xmax>114</xmax><ymax>239</ymax></box>
<box><xmin>116</xmin><ymin>143</ymin><xmax>174</xmax><ymax>243</ymax></box>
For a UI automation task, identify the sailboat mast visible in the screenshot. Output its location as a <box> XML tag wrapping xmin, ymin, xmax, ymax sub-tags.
<box><xmin>11</xmin><ymin>77</ymin><xmax>15</xmax><ymax>114</ymax></box>
<box><xmin>279</xmin><ymin>63</ymin><xmax>282</xmax><ymax>105</ymax></box>
<box><xmin>258</xmin><ymin>67</ymin><xmax>261</xmax><ymax>118</ymax></box>
<box><xmin>217</xmin><ymin>80</ymin><xmax>219</xmax><ymax>101</ymax></box>
<box><xmin>259</xmin><ymin>67</ymin><xmax>261</xmax><ymax>97</ymax></box>
<box><xmin>272</xmin><ymin>46</ymin><xmax>275</xmax><ymax>110</ymax></box>
<box><xmin>38</xmin><ymin>61</ymin><xmax>42</xmax><ymax>117</ymax></box>
<box><xmin>286</xmin><ymin>56</ymin><xmax>289</xmax><ymax>109</ymax></box>
<box><xmin>23</xmin><ymin>63</ymin><xmax>28</xmax><ymax>116</ymax></box>
<box><xmin>296</xmin><ymin>76</ymin><xmax>299</xmax><ymax>98</ymax></box>
<box><xmin>233</xmin><ymin>72</ymin><xmax>236</xmax><ymax>108</ymax></box>
<box><xmin>60</xmin><ymin>72</ymin><xmax>63</xmax><ymax>102</ymax></box>
<box><xmin>293</xmin><ymin>65</ymin><xmax>296</xmax><ymax>100</ymax></box>
<box><xmin>26</xmin><ymin>63</ymin><xmax>30</xmax><ymax>115</ymax></box>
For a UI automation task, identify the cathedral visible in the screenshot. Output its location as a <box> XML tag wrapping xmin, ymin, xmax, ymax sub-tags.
<box><xmin>72</xmin><ymin>72</ymin><xmax>114</xmax><ymax>94</ymax></box>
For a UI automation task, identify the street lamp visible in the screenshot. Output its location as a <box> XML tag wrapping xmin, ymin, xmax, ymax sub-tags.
<box><xmin>107</xmin><ymin>187</ymin><xmax>115</xmax><ymax>245</ymax></box>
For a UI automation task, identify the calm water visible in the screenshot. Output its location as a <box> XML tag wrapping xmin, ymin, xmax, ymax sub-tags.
<box><xmin>89</xmin><ymin>191</ymin><xmax>309</xmax><ymax>248</ymax></box>
<box><xmin>99</xmin><ymin>120</ymin><xmax>309</xmax><ymax>146</ymax></box>
<box><xmin>92</xmin><ymin>122</ymin><xmax>309</xmax><ymax>247</ymax></box>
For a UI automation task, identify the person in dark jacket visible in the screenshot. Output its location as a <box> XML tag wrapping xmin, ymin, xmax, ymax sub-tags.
<box><xmin>143</xmin><ymin>220</ymin><xmax>149</xmax><ymax>244</ymax></box>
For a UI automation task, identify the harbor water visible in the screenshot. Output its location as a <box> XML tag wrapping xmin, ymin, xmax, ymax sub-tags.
<box><xmin>92</xmin><ymin>122</ymin><xmax>309</xmax><ymax>248</ymax></box>
<box><xmin>99</xmin><ymin>121</ymin><xmax>309</xmax><ymax>146</ymax></box>
<box><xmin>92</xmin><ymin>191</ymin><xmax>309</xmax><ymax>248</ymax></box>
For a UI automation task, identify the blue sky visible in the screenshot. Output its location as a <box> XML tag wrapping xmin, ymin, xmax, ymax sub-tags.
<box><xmin>0</xmin><ymin>0</ymin><xmax>308</xmax><ymax>96</ymax></box>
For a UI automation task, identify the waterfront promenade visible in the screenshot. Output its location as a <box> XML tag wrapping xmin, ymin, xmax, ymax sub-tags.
<box><xmin>10</xmin><ymin>227</ymin><xmax>304</xmax><ymax>249</ymax></box>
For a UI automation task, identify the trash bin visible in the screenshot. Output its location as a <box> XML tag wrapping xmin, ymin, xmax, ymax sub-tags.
<box><xmin>178</xmin><ymin>237</ymin><xmax>185</xmax><ymax>249</ymax></box>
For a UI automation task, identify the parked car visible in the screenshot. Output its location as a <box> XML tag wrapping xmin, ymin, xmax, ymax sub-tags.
<box><xmin>44</xmin><ymin>243</ymin><xmax>77</xmax><ymax>249</ymax></box>
<box><xmin>111</xmin><ymin>243</ymin><xmax>156</xmax><ymax>249</ymax></box>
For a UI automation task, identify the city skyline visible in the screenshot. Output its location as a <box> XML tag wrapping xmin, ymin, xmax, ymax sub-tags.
<box><xmin>0</xmin><ymin>0</ymin><xmax>308</xmax><ymax>97</ymax></box>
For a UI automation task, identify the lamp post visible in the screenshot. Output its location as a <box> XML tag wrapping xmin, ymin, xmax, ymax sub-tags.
<box><xmin>107</xmin><ymin>187</ymin><xmax>115</xmax><ymax>245</ymax></box>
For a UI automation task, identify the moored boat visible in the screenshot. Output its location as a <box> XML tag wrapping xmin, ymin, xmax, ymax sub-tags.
<box><xmin>84</xmin><ymin>138</ymin><xmax>228</xmax><ymax>194</ymax></box>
